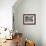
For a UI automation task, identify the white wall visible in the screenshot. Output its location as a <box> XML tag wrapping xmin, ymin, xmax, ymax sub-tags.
<box><xmin>13</xmin><ymin>0</ymin><xmax>41</xmax><ymax>46</ymax></box>
<box><xmin>0</xmin><ymin>0</ymin><xmax>16</xmax><ymax>30</ymax></box>
<box><xmin>41</xmin><ymin>0</ymin><xmax>46</xmax><ymax>46</ymax></box>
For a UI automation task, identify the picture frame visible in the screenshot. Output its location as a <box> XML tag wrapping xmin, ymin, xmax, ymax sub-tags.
<box><xmin>23</xmin><ymin>14</ymin><xmax>36</xmax><ymax>25</ymax></box>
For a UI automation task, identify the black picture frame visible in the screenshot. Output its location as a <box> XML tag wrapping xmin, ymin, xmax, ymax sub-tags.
<box><xmin>23</xmin><ymin>14</ymin><xmax>36</xmax><ymax>25</ymax></box>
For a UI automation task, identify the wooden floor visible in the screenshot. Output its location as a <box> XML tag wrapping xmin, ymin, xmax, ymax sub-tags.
<box><xmin>0</xmin><ymin>39</ymin><xmax>16</xmax><ymax>46</ymax></box>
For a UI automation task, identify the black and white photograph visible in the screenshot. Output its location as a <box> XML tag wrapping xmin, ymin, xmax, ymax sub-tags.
<box><xmin>23</xmin><ymin>14</ymin><xmax>36</xmax><ymax>25</ymax></box>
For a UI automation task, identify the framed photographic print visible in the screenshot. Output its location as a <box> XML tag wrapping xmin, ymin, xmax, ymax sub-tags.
<box><xmin>23</xmin><ymin>14</ymin><xmax>36</xmax><ymax>25</ymax></box>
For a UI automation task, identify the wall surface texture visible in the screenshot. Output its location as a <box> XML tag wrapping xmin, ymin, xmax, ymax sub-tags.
<box><xmin>41</xmin><ymin>0</ymin><xmax>46</xmax><ymax>46</ymax></box>
<box><xmin>13</xmin><ymin>0</ymin><xmax>41</xmax><ymax>46</ymax></box>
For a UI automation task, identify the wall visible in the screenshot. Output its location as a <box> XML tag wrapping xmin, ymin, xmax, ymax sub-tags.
<box><xmin>41</xmin><ymin>0</ymin><xmax>46</xmax><ymax>46</ymax></box>
<box><xmin>13</xmin><ymin>0</ymin><xmax>41</xmax><ymax>46</ymax></box>
<box><xmin>0</xmin><ymin>0</ymin><xmax>16</xmax><ymax>30</ymax></box>
<box><xmin>0</xmin><ymin>0</ymin><xmax>46</xmax><ymax>46</ymax></box>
